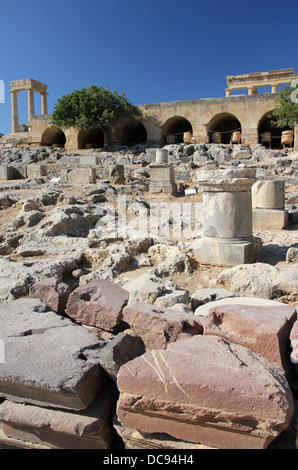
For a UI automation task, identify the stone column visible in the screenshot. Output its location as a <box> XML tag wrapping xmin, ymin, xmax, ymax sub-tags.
<box><xmin>225</xmin><ymin>89</ymin><xmax>232</xmax><ymax>97</ymax></box>
<box><xmin>194</xmin><ymin>167</ymin><xmax>262</xmax><ymax>266</ymax></box>
<box><xmin>271</xmin><ymin>84</ymin><xmax>278</xmax><ymax>93</ymax></box>
<box><xmin>248</xmin><ymin>86</ymin><xmax>258</xmax><ymax>95</ymax></box>
<box><xmin>149</xmin><ymin>149</ymin><xmax>177</xmax><ymax>195</ymax></box>
<box><xmin>27</xmin><ymin>89</ymin><xmax>35</xmax><ymax>121</ymax></box>
<box><xmin>252</xmin><ymin>180</ymin><xmax>288</xmax><ymax>230</ymax></box>
<box><xmin>10</xmin><ymin>90</ymin><xmax>19</xmax><ymax>133</ymax></box>
<box><xmin>41</xmin><ymin>92</ymin><xmax>48</xmax><ymax>115</ymax></box>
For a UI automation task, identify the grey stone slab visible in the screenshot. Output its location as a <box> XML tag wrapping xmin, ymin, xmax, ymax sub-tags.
<box><xmin>0</xmin><ymin>298</ymin><xmax>107</xmax><ymax>410</ymax></box>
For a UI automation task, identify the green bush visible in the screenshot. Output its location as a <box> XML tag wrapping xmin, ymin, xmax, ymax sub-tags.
<box><xmin>51</xmin><ymin>84</ymin><xmax>141</xmax><ymax>130</ymax></box>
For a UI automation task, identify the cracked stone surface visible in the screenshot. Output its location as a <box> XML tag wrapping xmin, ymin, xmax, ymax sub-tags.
<box><xmin>0</xmin><ymin>298</ymin><xmax>108</xmax><ymax>410</ymax></box>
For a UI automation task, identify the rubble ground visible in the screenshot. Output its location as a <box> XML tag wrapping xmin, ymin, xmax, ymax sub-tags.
<box><xmin>0</xmin><ymin>142</ymin><xmax>297</xmax><ymax>450</ymax></box>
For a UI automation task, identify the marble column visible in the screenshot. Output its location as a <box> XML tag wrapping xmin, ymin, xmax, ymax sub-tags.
<box><xmin>194</xmin><ymin>167</ymin><xmax>262</xmax><ymax>266</ymax></box>
<box><xmin>248</xmin><ymin>86</ymin><xmax>258</xmax><ymax>95</ymax></box>
<box><xmin>252</xmin><ymin>180</ymin><xmax>288</xmax><ymax>230</ymax></box>
<box><xmin>27</xmin><ymin>89</ymin><xmax>35</xmax><ymax>121</ymax></box>
<box><xmin>41</xmin><ymin>92</ymin><xmax>48</xmax><ymax>115</ymax></box>
<box><xmin>10</xmin><ymin>90</ymin><xmax>19</xmax><ymax>133</ymax></box>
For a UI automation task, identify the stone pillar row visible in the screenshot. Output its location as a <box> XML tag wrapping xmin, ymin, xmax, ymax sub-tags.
<box><xmin>10</xmin><ymin>89</ymin><xmax>48</xmax><ymax>134</ymax></box>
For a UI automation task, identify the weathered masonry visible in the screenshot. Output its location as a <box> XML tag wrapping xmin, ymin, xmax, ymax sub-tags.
<box><xmin>1</xmin><ymin>69</ymin><xmax>298</xmax><ymax>150</ymax></box>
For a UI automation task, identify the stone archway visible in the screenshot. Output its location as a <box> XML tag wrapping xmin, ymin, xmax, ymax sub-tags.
<box><xmin>161</xmin><ymin>116</ymin><xmax>193</xmax><ymax>144</ymax></box>
<box><xmin>258</xmin><ymin>111</ymin><xmax>291</xmax><ymax>149</ymax></box>
<box><xmin>120</xmin><ymin>120</ymin><xmax>147</xmax><ymax>146</ymax></box>
<box><xmin>207</xmin><ymin>113</ymin><xmax>242</xmax><ymax>144</ymax></box>
<box><xmin>77</xmin><ymin>127</ymin><xmax>104</xmax><ymax>149</ymax></box>
<box><xmin>41</xmin><ymin>127</ymin><xmax>66</xmax><ymax>147</ymax></box>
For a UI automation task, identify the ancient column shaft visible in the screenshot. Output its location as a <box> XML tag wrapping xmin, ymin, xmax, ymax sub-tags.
<box><xmin>194</xmin><ymin>168</ymin><xmax>262</xmax><ymax>266</ymax></box>
<box><xmin>27</xmin><ymin>89</ymin><xmax>35</xmax><ymax>121</ymax></box>
<box><xmin>41</xmin><ymin>93</ymin><xmax>48</xmax><ymax>115</ymax></box>
<box><xmin>10</xmin><ymin>90</ymin><xmax>19</xmax><ymax>133</ymax></box>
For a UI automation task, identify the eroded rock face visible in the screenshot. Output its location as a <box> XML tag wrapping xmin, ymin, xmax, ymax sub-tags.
<box><xmin>65</xmin><ymin>279</ymin><xmax>129</xmax><ymax>332</ymax></box>
<box><xmin>117</xmin><ymin>335</ymin><xmax>294</xmax><ymax>449</ymax></box>
<box><xmin>0</xmin><ymin>298</ymin><xmax>107</xmax><ymax>410</ymax></box>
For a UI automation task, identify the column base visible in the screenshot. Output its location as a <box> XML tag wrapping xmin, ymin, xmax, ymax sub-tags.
<box><xmin>253</xmin><ymin>209</ymin><xmax>288</xmax><ymax>230</ymax></box>
<box><xmin>194</xmin><ymin>236</ymin><xmax>262</xmax><ymax>267</ymax></box>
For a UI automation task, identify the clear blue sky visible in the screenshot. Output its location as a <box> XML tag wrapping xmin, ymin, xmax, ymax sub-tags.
<box><xmin>0</xmin><ymin>0</ymin><xmax>297</xmax><ymax>136</ymax></box>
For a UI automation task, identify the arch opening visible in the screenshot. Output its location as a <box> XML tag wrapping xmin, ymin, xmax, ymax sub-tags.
<box><xmin>120</xmin><ymin>121</ymin><xmax>147</xmax><ymax>146</ymax></box>
<box><xmin>207</xmin><ymin>113</ymin><xmax>242</xmax><ymax>144</ymax></box>
<box><xmin>78</xmin><ymin>127</ymin><xmax>104</xmax><ymax>149</ymax></box>
<box><xmin>41</xmin><ymin>127</ymin><xmax>66</xmax><ymax>148</ymax></box>
<box><xmin>258</xmin><ymin>111</ymin><xmax>291</xmax><ymax>149</ymax></box>
<box><xmin>162</xmin><ymin>116</ymin><xmax>193</xmax><ymax>144</ymax></box>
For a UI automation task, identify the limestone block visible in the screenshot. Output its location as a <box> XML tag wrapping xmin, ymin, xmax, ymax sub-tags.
<box><xmin>200</xmin><ymin>303</ymin><xmax>297</xmax><ymax>379</ymax></box>
<box><xmin>0</xmin><ymin>383</ymin><xmax>118</xmax><ymax>449</ymax></box>
<box><xmin>252</xmin><ymin>180</ymin><xmax>285</xmax><ymax>209</ymax></box>
<box><xmin>28</xmin><ymin>277</ymin><xmax>71</xmax><ymax>315</ymax></box>
<box><xmin>253</xmin><ymin>208</ymin><xmax>288</xmax><ymax>230</ymax></box>
<box><xmin>80</xmin><ymin>155</ymin><xmax>100</xmax><ymax>166</ymax></box>
<box><xmin>26</xmin><ymin>165</ymin><xmax>47</xmax><ymax>178</ymax></box>
<box><xmin>0</xmin><ymin>298</ymin><xmax>107</xmax><ymax>410</ymax></box>
<box><xmin>149</xmin><ymin>163</ymin><xmax>177</xmax><ymax>195</ymax></box>
<box><xmin>67</xmin><ymin>167</ymin><xmax>96</xmax><ymax>184</ymax></box>
<box><xmin>13</xmin><ymin>165</ymin><xmax>27</xmax><ymax>179</ymax></box>
<box><xmin>65</xmin><ymin>279</ymin><xmax>129</xmax><ymax>332</ymax></box>
<box><xmin>122</xmin><ymin>301</ymin><xmax>203</xmax><ymax>349</ymax></box>
<box><xmin>117</xmin><ymin>335</ymin><xmax>294</xmax><ymax>449</ymax></box>
<box><xmin>0</xmin><ymin>166</ymin><xmax>14</xmax><ymax>180</ymax></box>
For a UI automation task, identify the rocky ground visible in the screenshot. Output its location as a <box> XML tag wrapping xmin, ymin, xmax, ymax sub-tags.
<box><xmin>0</xmin><ymin>141</ymin><xmax>297</xmax><ymax>450</ymax></box>
<box><xmin>0</xmin><ymin>142</ymin><xmax>297</xmax><ymax>307</ymax></box>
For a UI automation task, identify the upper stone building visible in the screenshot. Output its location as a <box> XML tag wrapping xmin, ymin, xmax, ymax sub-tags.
<box><xmin>1</xmin><ymin>69</ymin><xmax>298</xmax><ymax>150</ymax></box>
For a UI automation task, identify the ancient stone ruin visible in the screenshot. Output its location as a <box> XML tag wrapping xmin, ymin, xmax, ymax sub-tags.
<box><xmin>0</xmin><ymin>68</ymin><xmax>297</xmax><ymax>450</ymax></box>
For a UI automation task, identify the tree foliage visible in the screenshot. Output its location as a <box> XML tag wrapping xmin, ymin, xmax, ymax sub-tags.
<box><xmin>270</xmin><ymin>83</ymin><xmax>298</xmax><ymax>129</ymax></box>
<box><xmin>51</xmin><ymin>85</ymin><xmax>142</xmax><ymax>130</ymax></box>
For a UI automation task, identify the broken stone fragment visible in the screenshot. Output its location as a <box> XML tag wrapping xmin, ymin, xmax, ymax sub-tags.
<box><xmin>200</xmin><ymin>303</ymin><xmax>297</xmax><ymax>380</ymax></box>
<box><xmin>122</xmin><ymin>301</ymin><xmax>203</xmax><ymax>349</ymax></box>
<box><xmin>29</xmin><ymin>277</ymin><xmax>71</xmax><ymax>315</ymax></box>
<box><xmin>98</xmin><ymin>332</ymin><xmax>146</xmax><ymax>382</ymax></box>
<box><xmin>117</xmin><ymin>335</ymin><xmax>294</xmax><ymax>449</ymax></box>
<box><xmin>65</xmin><ymin>279</ymin><xmax>129</xmax><ymax>332</ymax></box>
<box><xmin>0</xmin><ymin>382</ymin><xmax>118</xmax><ymax>449</ymax></box>
<box><xmin>0</xmin><ymin>298</ymin><xmax>107</xmax><ymax>410</ymax></box>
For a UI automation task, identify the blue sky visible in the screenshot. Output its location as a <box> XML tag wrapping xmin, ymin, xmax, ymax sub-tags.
<box><xmin>0</xmin><ymin>0</ymin><xmax>297</xmax><ymax>136</ymax></box>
